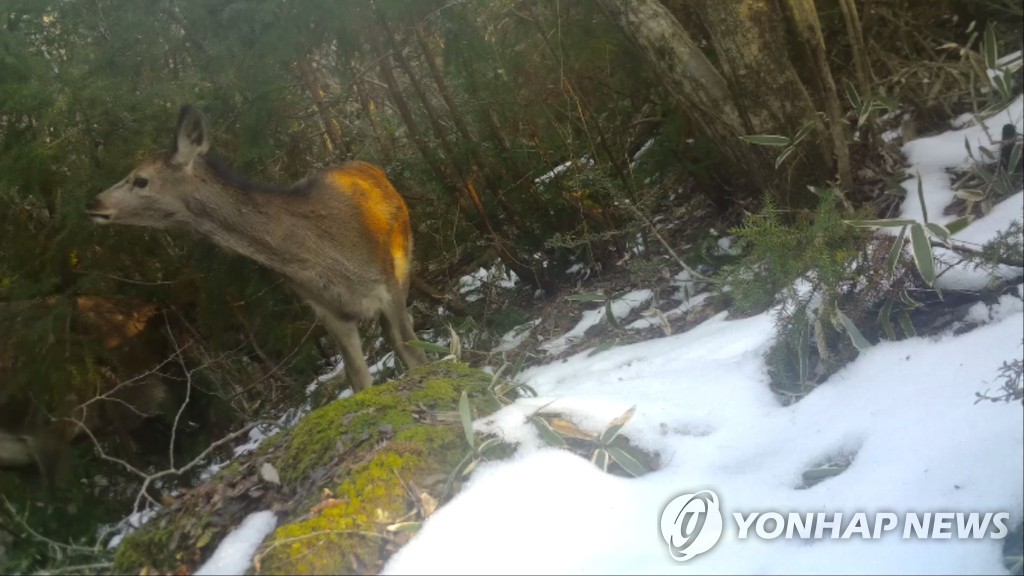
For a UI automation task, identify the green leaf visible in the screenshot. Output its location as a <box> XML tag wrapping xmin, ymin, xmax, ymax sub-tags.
<box><xmin>898</xmin><ymin>310</ymin><xmax>917</xmax><ymax>338</ymax></box>
<box><xmin>984</xmin><ymin>22</ymin><xmax>998</xmax><ymax>71</ymax></box>
<box><xmin>873</xmin><ymin>94</ymin><xmax>900</xmax><ymax>112</ymax></box>
<box><xmin>566</xmin><ymin>292</ymin><xmax>606</xmax><ymax>302</ymax></box>
<box><xmin>796</xmin><ymin>318</ymin><xmax>810</xmax><ymax>386</ymax></box>
<box><xmin>845</xmin><ymin>218</ymin><xmax>917</xmax><ymax>228</ymax></box>
<box><xmin>607</xmin><ymin>445</ymin><xmax>651</xmax><ymax>477</ymax></box>
<box><xmin>386</xmin><ymin>522</ymin><xmax>422</xmax><ymax>533</ymax></box>
<box><xmin>476</xmin><ymin>437</ymin><xmax>503</xmax><ymax>456</ymax></box>
<box><xmin>461</xmin><ymin>456</ymin><xmax>480</xmax><ymax>477</ymax></box>
<box><xmin>993</xmin><ymin>73</ymin><xmax>1013</xmax><ymax>100</ymax></box>
<box><xmin>530</xmin><ymin>416</ymin><xmax>568</xmax><ymax>448</ymax></box>
<box><xmin>741</xmin><ymin>134</ymin><xmax>791</xmax><ymax>147</ymax></box>
<box><xmin>406</xmin><ymin>340</ymin><xmax>451</xmax><ymax>355</ymax></box>
<box><xmin>836</xmin><ymin>309</ymin><xmax>872</xmax><ymax>351</ymax></box>
<box><xmin>924</xmin><ymin>222</ymin><xmax>951</xmax><ymax>244</ymax></box>
<box><xmin>844</xmin><ymin>80</ymin><xmax>861</xmax><ymax>109</ymax></box>
<box><xmin>915</xmin><ymin>171</ymin><xmax>929</xmax><ymax>224</ymax></box>
<box><xmin>604</xmin><ymin>300</ymin><xmax>620</xmax><ymax>329</ymax></box>
<box><xmin>946</xmin><ymin>217</ymin><xmax>971</xmax><ymax>235</ymax></box>
<box><xmin>964</xmin><ymin>136</ymin><xmax>977</xmax><ymax>161</ymax></box>
<box><xmin>774</xmin><ymin>146</ymin><xmax>796</xmax><ymax>170</ymax></box>
<box><xmin>1006</xmin><ymin>142</ymin><xmax>1022</xmax><ymax>175</ymax></box>
<box><xmin>442</xmin><ymin>451</ymin><xmax>476</xmax><ymax>499</ymax></box>
<box><xmin>954</xmin><ymin>188</ymin><xmax>987</xmax><ymax>202</ymax></box>
<box><xmin>587</xmin><ymin>338</ymin><xmax>619</xmax><ymax>357</ymax></box>
<box><xmin>909</xmin><ymin>223</ymin><xmax>936</xmax><ymax>286</ymax></box>
<box><xmin>459</xmin><ymin>390</ymin><xmax>475</xmax><ymax>449</ymax></box>
<box><xmin>599</xmin><ymin>405</ymin><xmax>636</xmax><ymax>445</ymax></box>
<box><xmin>591</xmin><ymin>448</ymin><xmax>610</xmax><ymax>471</ymax></box>
<box><xmin>879</xmin><ymin>300</ymin><xmax>897</xmax><ymax>341</ymax></box>
<box><xmin>885</xmin><ymin>225</ymin><xmax>908</xmax><ymax>274</ymax></box>
<box><xmin>801</xmin><ymin>464</ymin><xmax>848</xmax><ymax>488</ymax></box>
<box><xmin>792</xmin><ymin>122</ymin><xmax>814</xmax><ymax>145</ymax></box>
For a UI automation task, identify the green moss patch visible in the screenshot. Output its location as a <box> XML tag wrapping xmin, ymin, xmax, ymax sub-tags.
<box><xmin>112</xmin><ymin>360</ymin><xmax>499</xmax><ymax>575</ymax></box>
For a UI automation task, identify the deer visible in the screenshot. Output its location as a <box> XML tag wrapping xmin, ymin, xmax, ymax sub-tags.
<box><xmin>86</xmin><ymin>105</ymin><xmax>427</xmax><ymax>392</ymax></box>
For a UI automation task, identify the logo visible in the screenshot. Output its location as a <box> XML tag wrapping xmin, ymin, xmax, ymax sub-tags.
<box><xmin>659</xmin><ymin>490</ymin><xmax>724</xmax><ymax>561</ymax></box>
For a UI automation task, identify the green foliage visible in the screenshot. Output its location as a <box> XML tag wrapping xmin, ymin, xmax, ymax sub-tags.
<box><xmin>717</xmin><ymin>193</ymin><xmax>901</xmax><ymax>397</ymax></box>
<box><xmin>717</xmin><ymin>194</ymin><xmax>867</xmax><ymax>316</ymax></box>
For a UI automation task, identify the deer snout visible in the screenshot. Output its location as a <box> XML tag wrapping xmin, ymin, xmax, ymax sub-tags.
<box><xmin>85</xmin><ymin>198</ymin><xmax>113</xmax><ymax>223</ymax></box>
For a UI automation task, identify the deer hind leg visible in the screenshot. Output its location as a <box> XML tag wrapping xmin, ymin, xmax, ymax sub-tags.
<box><xmin>310</xmin><ymin>304</ymin><xmax>373</xmax><ymax>392</ymax></box>
<box><xmin>379</xmin><ymin>297</ymin><xmax>427</xmax><ymax>372</ymax></box>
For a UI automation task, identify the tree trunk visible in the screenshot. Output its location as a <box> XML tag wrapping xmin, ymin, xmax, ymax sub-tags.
<box><xmin>596</xmin><ymin>0</ymin><xmax>755</xmax><ymax>182</ymax></box>
<box><xmin>598</xmin><ymin>0</ymin><xmax>844</xmax><ymax>205</ymax></box>
<box><xmin>414</xmin><ymin>24</ymin><xmax>479</xmax><ymax>155</ymax></box>
<box><xmin>782</xmin><ymin>0</ymin><xmax>855</xmax><ymax>193</ymax></box>
<box><xmin>294</xmin><ymin>57</ymin><xmax>349</xmax><ymax>160</ymax></box>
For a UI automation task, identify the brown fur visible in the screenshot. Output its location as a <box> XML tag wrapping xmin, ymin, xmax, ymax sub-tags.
<box><xmin>86</xmin><ymin>105</ymin><xmax>426</xmax><ymax>391</ymax></box>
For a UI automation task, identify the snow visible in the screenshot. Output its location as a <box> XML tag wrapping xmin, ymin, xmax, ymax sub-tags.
<box><xmin>494</xmin><ymin>319</ymin><xmax>541</xmax><ymax>353</ymax></box>
<box><xmin>378</xmin><ymin>92</ymin><xmax>1024</xmax><ymax>574</ymax></box>
<box><xmin>535</xmin><ymin>156</ymin><xmax>595</xmax><ymax>187</ymax></box>
<box><xmin>540</xmin><ymin>289</ymin><xmax>653</xmax><ymax>356</ymax></box>
<box><xmin>898</xmin><ymin>94</ymin><xmax>1022</xmax><ymax>227</ymax></box>
<box><xmin>193</xmin><ymin>510</ymin><xmax>277</xmax><ymax>576</ymax></box>
<box><xmin>458</xmin><ymin>264</ymin><xmax>520</xmax><ymax>303</ymax></box>
<box><xmin>384</xmin><ymin>303</ymin><xmax>1023</xmax><ymax>575</ymax></box>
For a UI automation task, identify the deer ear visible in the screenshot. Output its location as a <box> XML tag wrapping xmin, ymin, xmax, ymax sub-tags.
<box><xmin>170</xmin><ymin>105</ymin><xmax>211</xmax><ymax>168</ymax></box>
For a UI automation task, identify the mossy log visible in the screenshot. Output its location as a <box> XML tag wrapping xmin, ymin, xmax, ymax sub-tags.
<box><xmin>113</xmin><ymin>360</ymin><xmax>502</xmax><ymax>575</ymax></box>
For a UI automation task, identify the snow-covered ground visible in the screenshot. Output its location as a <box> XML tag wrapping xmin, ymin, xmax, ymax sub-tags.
<box><xmin>381</xmin><ymin>98</ymin><xmax>1024</xmax><ymax>574</ymax></box>
<box><xmin>144</xmin><ymin>94</ymin><xmax>1023</xmax><ymax>574</ymax></box>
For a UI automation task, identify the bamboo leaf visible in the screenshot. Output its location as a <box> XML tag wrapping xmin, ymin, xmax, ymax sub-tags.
<box><xmin>459</xmin><ymin>390</ymin><xmax>475</xmax><ymax>449</ymax></box>
<box><xmin>607</xmin><ymin>445</ymin><xmax>652</xmax><ymax>477</ymax></box>
<box><xmin>386</xmin><ymin>522</ymin><xmax>422</xmax><ymax>533</ymax></box>
<box><xmin>774</xmin><ymin>146</ymin><xmax>796</xmax><ymax>169</ymax></box>
<box><xmin>898</xmin><ymin>310</ymin><xmax>917</xmax><ymax>338</ymax></box>
<box><xmin>845</xmin><ymin>218</ymin><xmax>917</xmax><ymax>228</ymax></box>
<box><xmin>946</xmin><ymin>217</ymin><xmax>971</xmax><ymax>235</ymax></box>
<box><xmin>406</xmin><ymin>340</ymin><xmax>451</xmax><ymax>355</ymax></box>
<box><xmin>599</xmin><ymin>405</ymin><xmax>636</xmax><ymax>445</ymax></box>
<box><xmin>1007</xmin><ymin>142</ymin><xmax>1022</xmax><ymax>174</ymax></box>
<box><xmin>836</xmin><ymin>309</ymin><xmax>872</xmax><ymax>351</ymax></box>
<box><xmin>924</xmin><ymin>222</ymin><xmax>951</xmax><ymax>244</ymax></box>
<box><xmin>796</xmin><ymin>318</ymin><xmax>810</xmax><ymax>385</ymax></box>
<box><xmin>844</xmin><ymin>80</ymin><xmax>861</xmax><ymax>109</ymax></box>
<box><xmin>909</xmin><ymin>223</ymin><xmax>936</xmax><ymax>286</ymax></box>
<box><xmin>984</xmin><ymin>22</ymin><xmax>998</xmax><ymax>71</ymax></box>
<box><xmin>566</xmin><ymin>292</ymin><xmax>606</xmax><ymax>302</ymax></box>
<box><xmin>604</xmin><ymin>300</ymin><xmax>620</xmax><ymax>328</ymax></box>
<box><xmin>885</xmin><ymin>225</ymin><xmax>908</xmax><ymax>274</ymax></box>
<box><xmin>591</xmin><ymin>448</ymin><xmax>610</xmax><ymax>472</ymax></box>
<box><xmin>879</xmin><ymin>300</ymin><xmax>896</xmax><ymax>341</ymax></box>
<box><xmin>741</xmin><ymin>134</ymin><xmax>791</xmax><ymax>147</ymax></box>
<box><xmin>954</xmin><ymin>188</ymin><xmax>987</xmax><ymax>202</ymax></box>
<box><xmin>476</xmin><ymin>437</ymin><xmax>503</xmax><ymax>456</ymax></box>
<box><xmin>916</xmin><ymin>171</ymin><xmax>929</xmax><ymax>224</ymax></box>
<box><xmin>530</xmin><ymin>416</ymin><xmax>568</xmax><ymax>448</ymax></box>
<box><xmin>588</xmin><ymin>338</ymin><xmax>619</xmax><ymax>357</ymax></box>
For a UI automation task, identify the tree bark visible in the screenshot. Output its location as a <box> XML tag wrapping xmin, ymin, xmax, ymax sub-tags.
<box><xmin>838</xmin><ymin>0</ymin><xmax>872</xmax><ymax>101</ymax></box>
<box><xmin>598</xmin><ymin>0</ymin><xmax>846</xmax><ymax>204</ymax></box>
<box><xmin>414</xmin><ymin>24</ymin><xmax>479</xmax><ymax>155</ymax></box>
<box><xmin>596</xmin><ymin>0</ymin><xmax>768</xmax><ymax>191</ymax></box>
<box><xmin>294</xmin><ymin>57</ymin><xmax>349</xmax><ymax>159</ymax></box>
<box><xmin>782</xmin><ymin>0</ymin><xmax>854</xmax><ymax>192</ymax></box>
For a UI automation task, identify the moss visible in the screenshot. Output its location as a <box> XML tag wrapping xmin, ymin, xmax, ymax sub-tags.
<box><xmin>111</xmin><ymin>360</ymin><xmax>499</xmax><ymax>575</ymax></box>
<box><xmin>275</xmin><ymin>360</ymin><xmax>491</xmax><ymax>486</ymax></box>
<box><xmin>112</xmin><ymin>523</ymin><xmax>177</xmax><ymax>574</ymax></box>
<box><xmin>259</xmin><ymin>427</ymin><xmax>463</xmax><ymax>575</ymax></box>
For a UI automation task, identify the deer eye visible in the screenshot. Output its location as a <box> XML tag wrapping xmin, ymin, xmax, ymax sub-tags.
<box><xmin>133</xmin><ymin>177</ymin><xmax>149</xmax><ymax>189</ymax></box>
